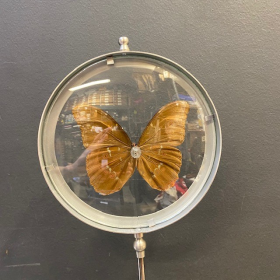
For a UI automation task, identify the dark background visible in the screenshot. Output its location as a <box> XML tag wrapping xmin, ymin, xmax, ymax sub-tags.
<box><xmin>1</xmin><ymin>1</ymin><xmax>280</xmax><ymax>279</ymax></box>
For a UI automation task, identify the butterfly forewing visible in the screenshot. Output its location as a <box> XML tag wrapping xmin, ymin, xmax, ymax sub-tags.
<box><xmin>138</xmin><ymin>101</ymin><xmax>190</xmax><ymax>147</ymax></box>
<box><xmin>73</xmin><ymin>104</ymin><xmax>131</xmax><ymax>148</ymax></box>
<box><xmin>73</xmin><ymin>104</ymin><xmax>135</xmax><ymax>195</ymax></box>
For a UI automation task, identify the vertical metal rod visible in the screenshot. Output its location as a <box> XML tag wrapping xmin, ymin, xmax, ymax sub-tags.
<box><xmin>134</xmin><ymin>233</ymin><xmax>146</xmax><ymax>280</ymax></box>
<box><xmin>137</xmin><ymin>257</ymin><xmax>145</xmax><ymax>280</ymax></box>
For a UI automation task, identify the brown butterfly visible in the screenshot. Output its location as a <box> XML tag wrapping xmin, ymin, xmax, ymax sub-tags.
<box><xmin>72</xmin><ymin>101</ymin><xmax>190</xmax><ymax>195</ymax></box>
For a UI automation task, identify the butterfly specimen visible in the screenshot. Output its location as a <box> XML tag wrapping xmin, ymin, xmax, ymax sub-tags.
<box><xmin>72</xmin><ymin>101</ymin><xmax>189</xmax><ymax>195</ymax></box>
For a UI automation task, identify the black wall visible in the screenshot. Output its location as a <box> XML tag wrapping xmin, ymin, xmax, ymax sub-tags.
<box><xmin>1</xmin><ymin>1</ymin><xmax>280</xmax><ymax>279</ymax></box>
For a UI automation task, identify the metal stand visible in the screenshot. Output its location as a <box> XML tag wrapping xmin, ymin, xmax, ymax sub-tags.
<box><xmin>134</xmin><ymin>233</ymin><xmax>146</xmax><ymax>280</ymax></box>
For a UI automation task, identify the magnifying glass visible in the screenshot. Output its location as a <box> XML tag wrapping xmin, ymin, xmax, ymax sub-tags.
<box><xmin>38</xmin><ymin>37</ymin><xmax>221</xmax><ymax>279</ymax></box>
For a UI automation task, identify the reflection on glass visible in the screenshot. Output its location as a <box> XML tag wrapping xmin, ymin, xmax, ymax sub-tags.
<box><xmin>55</xmin><ymin>58</ymin><xmax>205</xmax><ymax>217</ymax></box>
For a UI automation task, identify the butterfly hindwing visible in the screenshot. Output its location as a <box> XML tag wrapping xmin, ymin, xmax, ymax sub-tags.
<box><xmin>73</xmin><ymin>104</ymin><xmax>135</xmax><ymax>195</ymax></box>
<box><xmin>137</xmin><ymin>144</ymin><xmax>182</xmax><ymax>191</ymax></box>
<box><xmin>86</xmin><ymin>143</ymin><xmax>136</xmax><ymax>195</ymax></box>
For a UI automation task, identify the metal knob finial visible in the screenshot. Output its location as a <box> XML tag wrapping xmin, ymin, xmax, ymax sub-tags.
<box><xmin>119</xmin><ymin>36</ymin><xmax>130</xmax><ymax>51</ymax></box>
<box><xmin>134</xmin><ymin>233</ymin><xmax>146</xmax><ymax>258</ymax></box>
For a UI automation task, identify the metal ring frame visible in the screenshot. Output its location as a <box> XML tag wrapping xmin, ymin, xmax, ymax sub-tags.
<box><xmin>38</xmin><ymin>50</ymin><xmax>222</xmax><ymax>234</ymax></box>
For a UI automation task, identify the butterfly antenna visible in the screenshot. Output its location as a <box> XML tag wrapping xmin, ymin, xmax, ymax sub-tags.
<box><xmin>134</xmin><ymin>233</ymin><xmax>146</xmax><ymax>280</ymax></box>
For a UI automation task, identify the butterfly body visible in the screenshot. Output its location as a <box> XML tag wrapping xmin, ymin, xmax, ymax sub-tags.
<box><xmin>131</xmin><ymin>145</ymin><xmax>142</xmax><ymax>159</ymax></box>
<box><xmin>73</xmin><ymin>100</ymin><xmax>190</xmax><ymax>195</ymax></box>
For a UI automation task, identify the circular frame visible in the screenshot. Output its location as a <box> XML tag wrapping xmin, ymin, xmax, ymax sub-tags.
<box><xmin>38</xmin><ymin>50</ymin><xmax>222</xmax><ymax>234</ymax></box>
